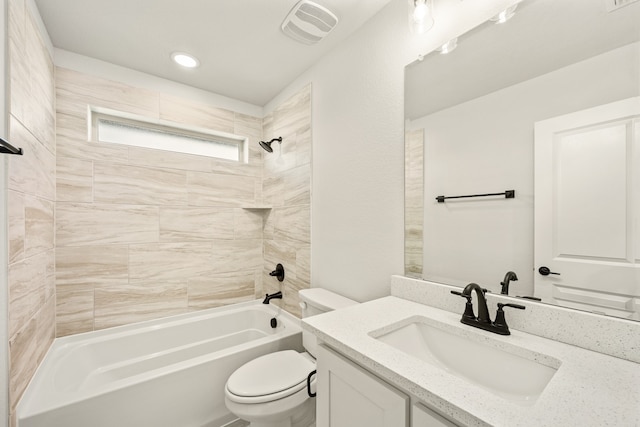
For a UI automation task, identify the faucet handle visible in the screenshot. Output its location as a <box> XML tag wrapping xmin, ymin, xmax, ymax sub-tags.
<box><xmin>451</xmin><ymin>291</ymin><xmax>475</xmax><ymax>321</ymax></box>
<box><xmin>450</xmin><ymin>290</ymin><xmax>470</xmax><ymax>301</ymax></box>
<box><xmin>498</xmin><ymin>303</ymin><xmax>526</xmax><ymax>310</ymax></box>
<box><xmin>493</xmin><ymin>303</ymin><xmax>526</xmax><ymax>335</ymax></box>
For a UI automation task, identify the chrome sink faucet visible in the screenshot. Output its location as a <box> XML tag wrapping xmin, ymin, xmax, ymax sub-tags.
<box><xmin>451</xmin><ymin>283</ymin><xmax>525</xmax><ymax>335</ymax></box>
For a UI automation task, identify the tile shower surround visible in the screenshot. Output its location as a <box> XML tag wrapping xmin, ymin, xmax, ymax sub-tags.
<box><xmin>55</xmin><ymin>68</ymin><xmax>312</xmax><ymax>335</ymax></box>
<box><xmin>7</xmin><ymin>0</ymin><xmax>57</xmax><ymax>420</ymax></box>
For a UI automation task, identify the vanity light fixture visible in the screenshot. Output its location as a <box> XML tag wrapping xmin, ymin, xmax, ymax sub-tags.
<box><xmin>171</xmin><ymin>52</ymin><xmax>200</xmax><ymax>68</ymax></box>
<box><xmin>490</xmin><ymin>5</ymin><xmax>517</xmax><ymax>24</ymax></box>
<box><xmin>408</xmin><ymin>0</ymin><xmax>434</xmax><ymax>35</ymax></box>
<box><xmin>438</xmin><ymin>38</ymin><xmax>458</xmax><ymax>54</ymax></box>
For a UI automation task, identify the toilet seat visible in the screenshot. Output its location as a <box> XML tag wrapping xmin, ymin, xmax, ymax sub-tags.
<box><xmin>226</xmin><ymin>350</ymin><xmax>316</xmax><ymax>404</ymax></box>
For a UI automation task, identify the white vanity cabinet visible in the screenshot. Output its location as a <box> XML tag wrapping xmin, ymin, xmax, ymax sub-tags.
<box><xmin>316</xmin><ymin>344</ymin><xmax>459</xmax><ymax>427</ymax></box>
<box><xmin>412</xmin><ymin>402</ymin><xmax>460</xmax><ymax>427</ymax></box>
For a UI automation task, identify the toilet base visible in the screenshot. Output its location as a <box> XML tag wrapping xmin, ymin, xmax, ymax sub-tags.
<box><xmin>244</xmin><ymin>400</ymin><xmax>314</xmax><ymax>427</ymax></box>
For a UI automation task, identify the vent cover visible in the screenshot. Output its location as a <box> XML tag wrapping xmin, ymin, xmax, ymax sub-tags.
<box><xmin>605</xmin><ymin>0</ymin><xmax>640</xmax><ymax>12</ymax></box>
<box><xmin>281</xmin><ymin>0</ymin><xmax>339</xmax><ymax>45</ymax></box>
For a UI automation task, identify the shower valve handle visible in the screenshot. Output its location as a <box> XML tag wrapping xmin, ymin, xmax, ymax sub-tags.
<box><xmin>269</xmin><ymin>263</ymin><xmax>285</xmax><ymax>282</ymax></box>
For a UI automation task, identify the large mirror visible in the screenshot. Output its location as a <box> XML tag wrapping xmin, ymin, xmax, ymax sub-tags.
<box><xmin>404</xmin><ymin>0</ymin><xmax>640</xmax><ymax>320</ymax></box>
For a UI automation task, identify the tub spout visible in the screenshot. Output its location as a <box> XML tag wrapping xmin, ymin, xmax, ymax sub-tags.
<box><xmin>263</xmin><ymin>291</ymin><xmax>283</xmax><ymax>304</ymax></box>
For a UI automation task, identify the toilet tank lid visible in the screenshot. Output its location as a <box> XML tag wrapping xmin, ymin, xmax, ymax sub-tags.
<box><xmin>298</xmin><ymin>288</ymin><xmax>358</xmax><ymax>311</ymax></box>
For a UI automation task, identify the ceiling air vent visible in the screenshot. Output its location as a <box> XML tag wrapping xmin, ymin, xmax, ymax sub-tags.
<box><xmin>281</xmin><ymin>0</ymin><xmax>339</xmax><ymax>45</ymax></box>
<box><xmin>605</xmin><ymin>0</ymin><xmax>639</xmax><ymax>12</ymax></box>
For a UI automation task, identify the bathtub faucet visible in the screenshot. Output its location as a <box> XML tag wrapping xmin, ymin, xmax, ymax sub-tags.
<box><xmin>263</xmin><ymin>291</ymin><xmax>283</xmax><ymax>304</ymax></box>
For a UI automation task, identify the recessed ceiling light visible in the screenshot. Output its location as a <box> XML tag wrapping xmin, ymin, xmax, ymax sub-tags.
<box><xmin>171</xmin><ymin>52</ymin><xmax>199</xmax><ymax>68</ymax></box>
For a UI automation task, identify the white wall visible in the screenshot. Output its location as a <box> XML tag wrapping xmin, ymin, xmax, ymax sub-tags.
<box><xmin>265</xmin><ymin>0</ymin><xmax>521</xmax><ymax>302</ymax></box>
<box><xmin>409</xmin><ymin>42</ymin><xmax>639</xmax><ymax>296</ymax></box>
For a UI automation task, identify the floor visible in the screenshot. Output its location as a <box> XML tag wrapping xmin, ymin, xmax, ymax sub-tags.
<box><xmin>222</xmin><ymin>420</ymin><xmax>249</xmax><ymax>427</ymax></box>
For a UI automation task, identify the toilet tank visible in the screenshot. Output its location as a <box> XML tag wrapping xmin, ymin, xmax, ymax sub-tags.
<box><xmin>298</xmin><ymin>288</ymin><xmax>358</xmax><ymax>357</ymax></box>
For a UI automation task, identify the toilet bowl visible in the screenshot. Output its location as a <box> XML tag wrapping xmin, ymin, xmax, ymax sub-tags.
<box><xmin>224</xmin><ymin>289</ymin><xmax>357</xmax><ymax>427</ymax></box>
<box><xmin>224</xmin><ymin>350</ymin><xmax>316</xmax><ymax>427</ymax></box>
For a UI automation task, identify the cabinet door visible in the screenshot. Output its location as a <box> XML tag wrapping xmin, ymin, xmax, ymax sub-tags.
<box><xmin>316</xmin><ymin>345</ymin><xmax>409</xmax><ymax>427</ymax></box>
<box><xmin>412</xmin><ymin>402</ymin><xmax>459</xmax><ymax>427</ymax></box>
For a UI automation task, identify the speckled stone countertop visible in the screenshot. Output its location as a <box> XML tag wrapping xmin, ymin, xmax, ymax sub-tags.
<box><xmin>302</xmin><ymin>296</ymin><xmax>640</xmax><ymax>427</ymax></box>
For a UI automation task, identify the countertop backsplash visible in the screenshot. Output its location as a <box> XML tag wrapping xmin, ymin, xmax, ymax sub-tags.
<box><xmin>391</xmin><ymin>275</ymin><xmax>640</xmax><ymax>364</ymax></box>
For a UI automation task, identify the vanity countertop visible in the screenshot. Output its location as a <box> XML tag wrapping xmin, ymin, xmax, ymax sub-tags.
<box><xmin>302</xmin><ymin>296</ymin><xmax>640</xmax><ymax>427</ymax></box>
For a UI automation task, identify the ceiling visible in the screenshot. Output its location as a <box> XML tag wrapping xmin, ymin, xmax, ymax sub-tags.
<box><xmin>35</xmin><ymin>0</ymin><xmax>393</xmax><ymax>106</ymax></box>
<box><xmin>405</xmin><ymin>0</ymin><xmax>640</xmax><ymax>120</ymax></box>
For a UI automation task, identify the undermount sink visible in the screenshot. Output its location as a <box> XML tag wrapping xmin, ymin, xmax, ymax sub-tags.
<box><xmin>370</xmin><ymin>317</ymin><xmax>560</xmax><ymax>405</ymax></box>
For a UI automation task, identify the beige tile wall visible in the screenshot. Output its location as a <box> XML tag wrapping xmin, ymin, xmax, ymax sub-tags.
<box><xmin>405</xmin><ymin>129</ymin><xmax>424</xmax><ymax>277</ymax></box>
<box><xmin>261</xmin><ymin>85</ymin><xmax>312</xmax><ymax>316</ymax></box>
<box><xmin>54</xmin><ymin>70</ymin><xmax>312</xmax><ymax>334</ymax></box>
<box><xmin>6</xmin><ymin>0</ymin><xmax>57</xmax><ymax>420</ymax></box>
<box><xmin>54</xmin><ymin>67</ymin><xmax>270</xmax><ymax>335</ymax></box>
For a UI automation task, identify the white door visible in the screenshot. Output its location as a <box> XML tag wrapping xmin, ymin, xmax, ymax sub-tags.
<box><xmin>534</xmin><ymin>97</ymin><xmax>640</xmax><ymax>319</ymax></box>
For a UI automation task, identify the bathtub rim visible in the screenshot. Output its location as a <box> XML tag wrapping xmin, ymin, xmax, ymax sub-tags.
<box><xmin>59</xmin><ymin>298</ymin><xmax>299</xmax><ymax>344</ymax></box>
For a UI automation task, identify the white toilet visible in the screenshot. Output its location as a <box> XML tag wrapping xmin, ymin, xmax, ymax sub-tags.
<box><xmin>224</xmin><ymin>288</ymin><xmax>357</xmax><ymax>427</ymax></box>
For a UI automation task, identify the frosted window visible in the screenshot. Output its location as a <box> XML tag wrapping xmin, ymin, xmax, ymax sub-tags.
<box><xmin>96</xmin><ymin>118</ymin><xmax>242</xmax><ymax>161</ymax></box>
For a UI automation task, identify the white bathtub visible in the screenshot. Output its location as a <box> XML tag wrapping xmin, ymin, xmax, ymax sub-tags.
<box><xmin>17</xmin><ymin>300</ymin><xmax>303</xmax><ymax>427</ymax></box>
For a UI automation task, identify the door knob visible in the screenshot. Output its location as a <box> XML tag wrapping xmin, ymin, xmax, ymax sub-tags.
<box><xmin>538</xmin><ymin>266</ymin><xmax>560</xmax><ymax>276</ymax></box>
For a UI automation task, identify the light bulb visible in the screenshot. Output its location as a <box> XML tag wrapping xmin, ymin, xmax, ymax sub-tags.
<box><xmin>408</xmin><ymin>0</ymin><xmax>434</xmax><ymax>35</ymax></box>
<box><xmin>413</xmin><ymin>1</ymin><xmax>427</xmax><ymax>21</ymax></box>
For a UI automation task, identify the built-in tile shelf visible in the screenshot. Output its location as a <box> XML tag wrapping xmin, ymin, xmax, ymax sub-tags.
<box><xmin>241</xmin><ymin>206</ymin><xmax>272</xmax><ymax>210</ymax></box>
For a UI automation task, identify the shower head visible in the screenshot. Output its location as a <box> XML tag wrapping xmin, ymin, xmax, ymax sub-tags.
<box><xmin>259</xmin><ymin>137</ymin><xmax>282</xmax><ymax>153</ymax></box>
<box><xmin>259</xmin><ymin>140</ymin><xmax>273</xmax><ymax>153</ymax></box>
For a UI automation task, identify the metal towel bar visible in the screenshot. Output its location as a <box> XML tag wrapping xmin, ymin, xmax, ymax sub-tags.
<box><xmin>436</xmin><ymin>190</ymin><xmax>514</xmax><ymax>203</ymax></box>
<box><xmin>0</xmin><ymin>137</ymin><xmax>23</xmax><ymax>155</ymax></box>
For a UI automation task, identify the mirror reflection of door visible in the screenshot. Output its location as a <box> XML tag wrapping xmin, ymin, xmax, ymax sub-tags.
<box><xmin>534</xmin><ymin>97</ymin><xmax>640</xmax><ymax>320</ymax></box>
